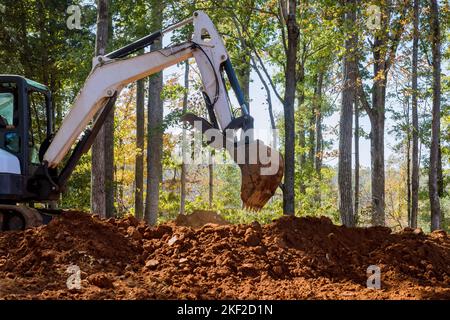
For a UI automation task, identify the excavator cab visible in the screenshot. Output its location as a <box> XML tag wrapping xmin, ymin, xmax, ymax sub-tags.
<box><xmin>0</xmin><ymin>75</ymin><xmax>56</xmax><ymax>203</ymax></box>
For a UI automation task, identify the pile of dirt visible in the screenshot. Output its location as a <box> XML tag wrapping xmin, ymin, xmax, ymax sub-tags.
<box><xmin>0</xmin><ymin>212</ymin><xmax>449</xmax><ymax>300</ymax></box>
<box><xmin>174</xmin><ymin>210</ymin><xmax>229</xmax><ymax>228</ymax></box>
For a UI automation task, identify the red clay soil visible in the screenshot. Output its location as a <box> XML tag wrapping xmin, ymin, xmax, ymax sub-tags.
<box><xmin>0</xmin><ymin>211</ymin><xmax>449</xmax><ymax>300</ymax></box>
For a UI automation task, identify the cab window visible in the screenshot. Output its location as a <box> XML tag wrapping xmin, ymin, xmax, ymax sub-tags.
<box><xmin>28</xmin><ymin>90</ymin><xmax>48</xmax><ymax>165</ymax></box>
<box><xmin>0</xmin><ymin>83</ymin><xmax>20</xmax><ymax>154</ymax></box>
<box><xmin>0</xmin><ymin>83</ymin><xmax>19</xmax><ymax>129</ymax></box>
<box><xmin>0</xmin><ymin>92</ymin><xmax>14</xmax><ymax>127</ymax></box>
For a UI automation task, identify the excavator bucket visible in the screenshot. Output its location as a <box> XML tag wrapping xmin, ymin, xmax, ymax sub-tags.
<box><xmin>180</xmin><ymin>114</ymin><xmax>283</xmax><ymax>211</ymax></box>
<box><xmin>234</xmin><ymin>140</ymin><xmax>284</xmax><ymax>211</ymax></box>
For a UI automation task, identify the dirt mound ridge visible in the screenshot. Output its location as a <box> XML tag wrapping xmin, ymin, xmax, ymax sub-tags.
<box><xmin>0</xmin><ymin>213</ymin><xmax>449</xmax><ymax>299</ymax></box>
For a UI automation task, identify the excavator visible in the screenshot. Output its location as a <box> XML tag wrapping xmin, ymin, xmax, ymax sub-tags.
<box><xmin>0</xmin><ymin>11</ymin><xmax>283</xmax><ymax>231</ymax></box>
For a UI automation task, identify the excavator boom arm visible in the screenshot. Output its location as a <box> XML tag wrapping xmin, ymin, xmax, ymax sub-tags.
<box><xmin>44</xmin><ymin>11</ymin><xmax>238</xmax><ymax>168</ymax></box>
<box><xmin>44</xmin><ymin>42</ymin><xmax>194</xmax><ymax>168</ymax></box>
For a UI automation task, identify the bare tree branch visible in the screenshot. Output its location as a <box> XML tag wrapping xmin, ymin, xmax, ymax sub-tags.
<box><xmin>356</xmin><ymin>67</ymin><xmax>374</xmax><ymax>121</ymax></box>
<box><xmin>251</xmin><ymin>62</ymin><xmax>276</xmax><ymax>129</ymax></box>
<box><xmin>386</xmin><ymin>0</ymin><xmax>410</xmax><ymax>71</ymax></box>
<box><xmin>253</xmin><ymin>48</ymin><xmax>284</xmax><ymax>104</ymax></box>
<box><xmin>227</xmin><ymin>6</ymin><xmax>284</xmax><ymax>106</ymax></box>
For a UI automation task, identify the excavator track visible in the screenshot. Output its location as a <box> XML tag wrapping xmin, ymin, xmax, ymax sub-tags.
<box><xmin>0</xmin><ymin>205</ymin><xmax>44</xmax><ymax>231</ymax></box>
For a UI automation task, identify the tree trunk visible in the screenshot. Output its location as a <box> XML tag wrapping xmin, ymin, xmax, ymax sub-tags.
<box><xmin>297</xmin><ymin>67</ymin><xmax>306</xmax><ymax>194</ymax></box>
<box><xmin>104</xmin><ymin>105</ymin><xmax>115</xmax><ymax>217</ymax></box>
<box><xmin>91</xmin><ymin>0</ymin><xmax>115</xmax><ymax>218</ymax></box>
<box><xmin>429</xmin><ymin>0</ymin><xmax>441</xmax><ymax>231</ymax></box>
<box><xmin>438</xmin><ymin>144</ymin><xmax>444</xmax><ymax>224</ymax></box>
<box><xmin>119</xmin><ymin>162</ymin><xmax>125</xmax><ymax>214</ymax></box>
<box><xmin>357</xmin><ymin>1</ymin><xmax>407</xmax><ymax>226</ymax></box>
<box><xmin>308</xmin><ymin>75</ymin><xmax>316</xmax><ymax>165</ymax></box>
<box><xmin>282</xmin><ymin>0</ymin><xmax>299</xmax><ymax>215</ymax></box>
<box><xmin>298</xmin><ymin>119</ymin><xmax>306</xmax><ymax>196</ymax></box>
<box><xmin>314</xmin><ymin>73</ymin><xmax>323</xmax><ymax>172</ymax></box>
<box><xmin>410</xmin><ymin>0</ymin><xmax>419</xmax><ymax>228</ymax></box>
<box><xmin>314</xmin><ymin>73</ymin><xmax>324</xmax><ymax>205</ymax></box>
<box><xmin>145</xmin><ymin>65</ymin><xmax>163</xmax><ymax>226</ymax></box>
<box><xmin>180</xmin><ymin>61</ymin><xmax>190</xmax><ymax>215</ymax></box>
<box><xmin>354</xmin><ymin>99</ymin><xmax>359</xmax><ymax>223</ymax></box>
<box><xmin>438</xmin><ymin>143</ymin><xmax>443</xmax><ymax>198</ymax></box>
<box><xmin>370</xmin><ymin>100</ymin><xmax>386</xmax><ymax>226</ymax></box>
<box><xmin>144</xmin><ymin>0</ymin><xmax>164</xmax><ymax>225</ymax></box>
<box><xmin>134</xmin><ymin>78</ymin><xmax>145</xmax><ymax>219</ymax></box>
<box><xmin>338</xmin><ymin>0</ymin><xmax>356</xmax><ymax>227</ymax></box>
<box><xmin>406</xmin><ymin>98</ymin><xmax>411</xmax><ymax>226</ymax></box>
<box><xmin>103</xmin><ymin>3</ymin><xmax>115</xmax><ymax>218</ymax></box>
<box><xmin>208</xmin><ymin>155</ymin><xmax>214</xmax><ymax>208</ymax></box>
<box><xmin>369</xmin><ymin>25</ymin><xmax>388</xmax><ymax>225</ymax></box>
